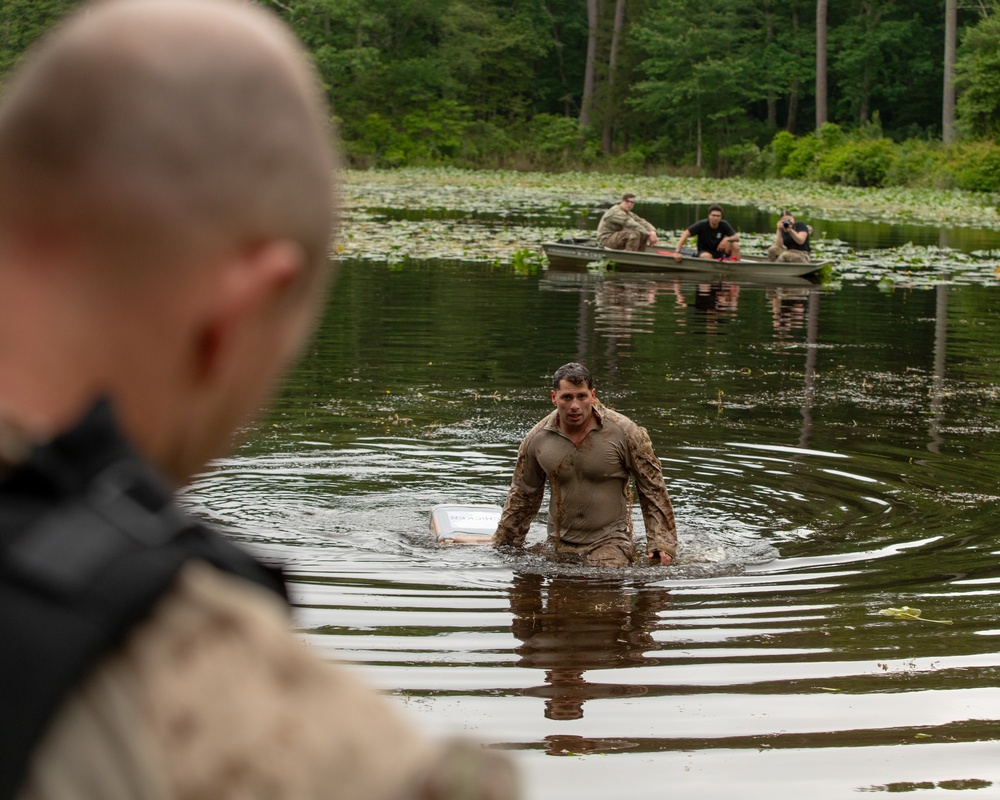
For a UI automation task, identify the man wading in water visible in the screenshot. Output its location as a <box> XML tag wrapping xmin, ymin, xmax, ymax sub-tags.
<box><xmin>492</xmin><ymin>363</ymin><xmax>677</xmax><ymax>567</ymax></box>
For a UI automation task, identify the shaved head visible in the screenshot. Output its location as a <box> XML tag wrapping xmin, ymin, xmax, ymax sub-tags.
<box><xmin>0</xmin><ymin>0</ymin><xmax>336</xmax><ymax>279</ymax></box>
<box><xmin>0</xmin><ymin>0</ymin><xmax>340</xmax><ymax>478</ymax></box>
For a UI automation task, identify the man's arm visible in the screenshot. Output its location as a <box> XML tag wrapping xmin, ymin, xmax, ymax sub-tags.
<box><xmin>492</xmin><ymin>436</ymin><xmax>546</xmax><ymax>549</ymax></box>
<box><xmin>721</xmin><ymin>221</ymin><xmax>739</xmax><ymax>246</ymax></box>
<box><xmin>596</xmin><ymin>206</ymin><xmax>623</xmax><ymax>241</ymax></box>
<box><xmin>634</xmin><ymin>215</ymin><xmax>659</xmax><ymax>245</ymax></box>
<box><xmin>625</xmin><ymin>425</ymin><xmax>677</xmax><ymax>565</ymax></box>
<box><xmin>787</xmin><ymin>223</ymin><xmax>808</xmax><ymax>245</ymax></box>
<box><xmin>673</xmin><ymin>228</ymin><xmax>692</xmax><ymax>260</ymax></box>
<box><xmin>623</xmin><ymin>211</ymin><xmax>657</xmax><ymax>242</ymax></box>
<box><xmin>774</xmin><ymin>221</ymin><xmax>785</xmax><ymax>248</ymax></box>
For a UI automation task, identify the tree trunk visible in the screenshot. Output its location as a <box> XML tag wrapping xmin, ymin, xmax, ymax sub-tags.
<box><xmin>766</xmin><ymin>0</ymin><xmax>777</xmax><ymax>128</ymax></box>
<box><xmin>602</xmin><ymin>0</ymin><xmax>626</xmax><ymax>152</ymax></box>
<box><xmin>815</xmin><ymin>0</ymin><xmax>827</xmax><ymax>130</ymax></box>
<box><xmin>942</xmin><ymin>0</ymin><xmax>957</xmax><ymax>143</ymax></box>
<box><xmin>786</xmin><ymin>78</ymin><xmax>800</xmax><ymax>132</ymax></box>
<box><xmin>542</xmin><ymin>2</ymin><xmax>573</xmax><ymax>117</ymax></box>
<box><xmin>856</xmin><ymin>0</ymin><xmax>877</xmax><ymax>125</ymax></box>
<box><xmin>859</xmin><ymin>70</ymin><xmax>871</xmax><ymax>124</ymax></box>
<box><xmin>580</xmin><ymin>0</ymin><xmax>600</xmax><ymax>127</ymax></box>
<box><xmin>785</xmin><ymin>3</ymin><xmax>801</xmax><ymax>132</ymax></box>
<box><xmin>696</xmin><ymin>115</ymin><xmax>703</xmax><ymax>169</ymax></box>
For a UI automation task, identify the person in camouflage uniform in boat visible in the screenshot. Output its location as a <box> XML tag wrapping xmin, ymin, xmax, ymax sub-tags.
<box><xmin>596</xmin><ymin>193</ymin><xmax>660</xmax><ymax>251</ymax></box>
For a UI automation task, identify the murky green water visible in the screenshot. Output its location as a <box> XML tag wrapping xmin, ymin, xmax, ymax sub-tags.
<box><xmin>183</xmin><ymin>184</ymin><xmax>1000</xmax><ymax>798</ymax></box>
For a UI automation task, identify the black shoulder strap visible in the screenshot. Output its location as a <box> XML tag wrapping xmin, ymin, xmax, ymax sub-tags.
<box><xmin>0</xmin><ymin>405</ymin><xmax>287</xmax><ymax>800</ymax></box>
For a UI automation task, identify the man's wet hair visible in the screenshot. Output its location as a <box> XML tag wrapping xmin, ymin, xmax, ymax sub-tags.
<box><xmin>709</xmin><ymin>203</ymin><xmax>723</xmax><ymax>214</ymax></box>
<box><xmin>621</xmin><ymin>193</ymin><xmax>636</xmax><ymax>202</ymax></box>
<box><xmin>552</xmin><ymin>362</ymin><xmax>594</xmax><ymax>390</ymax></box>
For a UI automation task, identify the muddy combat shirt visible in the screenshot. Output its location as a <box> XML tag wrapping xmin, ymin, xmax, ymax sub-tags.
<box><xmin>0</xmin><ymin>401</ymin><xmax>286</xmax><ymax>800</ymax></box>
<box><xmin>494</xmin><ymin>405</ymin><xmax>677</xmax><ymax>557</ymax></box>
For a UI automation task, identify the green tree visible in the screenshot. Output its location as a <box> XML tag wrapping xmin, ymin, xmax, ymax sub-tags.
<box><xmin>828</xmin><ymin>0</ymin><xmax>943</xmax><ymax>137</ymax></box>
<box><xmin>0</xmin><ymin>0</ymin><xmax>81</xmax><ymax>82</ymax></box>
<box><xmin>955</xmin><ymin>6</ymin><xmax>1000</xmax><ymax>140</ymax></box>
<box><xmin>261</xmin><ymin>0</ymin><xmax>557</xmax><ymax>165</ymax></box>
<box><xmin>632</xmin><ymin>0</ymin><xmax>769</xmax><ymax>167</ymax></box>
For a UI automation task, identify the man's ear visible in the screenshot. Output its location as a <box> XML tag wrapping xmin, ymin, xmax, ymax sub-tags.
<box><xmin>551</xmin><ymin>389</ymin><xmax>557</xmax><ymax>406</ymax></box>
<box><xmin>193</xmin><ymin>239</ymin><xmax>306</xmax><ymax>382</ymax></box>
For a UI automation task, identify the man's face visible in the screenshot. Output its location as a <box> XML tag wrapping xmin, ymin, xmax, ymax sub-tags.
<box><xmin>708</xmin><ymin>210</ymin><xmax>722</xmax><ymax>227</ymax></box>
<box><xmin>551</xmin><ymin>379</ymin><xmax>597</xmax><ymax>430</ymax></box>
<box><xmin>621</xmin><ymin>197</ymin><xmax>636</xmax><ymax>211</ymax></box>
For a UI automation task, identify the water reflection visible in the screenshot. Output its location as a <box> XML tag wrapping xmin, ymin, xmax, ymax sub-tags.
<box><xmin>183</xmin><ymin>254</ymin><xmax>1000</xmax><ymax>799</ymax></box>
<box><xmin>509</xmin><ymin>573</ymin><xmax>670</xmax><ymax>723</ymax></box>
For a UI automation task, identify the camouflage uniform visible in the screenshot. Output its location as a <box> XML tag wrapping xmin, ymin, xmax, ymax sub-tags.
<box><xmin>493</xmin><ymin>404</ymin><xmax>677</xmax><ymax>566</ymax></box>
<box><xmin>18</xmin><ymin>564</ymin><xmax>518</xmax><ymax>800</ymax></box>
<box><xmin>596</xmin><ymin>204</ymin><xmax>657</xmax><ymax>251</ymax></box>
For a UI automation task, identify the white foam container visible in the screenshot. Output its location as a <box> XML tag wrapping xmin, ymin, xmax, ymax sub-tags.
<box><xmin>429</xmin><ymin>504</ymin><xmax>501</xmax><ymax>544</ymax></box>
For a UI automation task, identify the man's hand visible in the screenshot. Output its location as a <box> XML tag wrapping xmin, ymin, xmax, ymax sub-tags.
<box><xmin>648</xmin><ymin>549</ymin><xmax>672</xmax><ymax>566</ymax></box>
<box><xmin>648</xmin><ymin>231</ymin><xmax>659</xmax><ymax>246</ymax></box>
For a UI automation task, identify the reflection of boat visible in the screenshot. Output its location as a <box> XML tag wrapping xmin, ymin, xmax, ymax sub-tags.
<box><xmin>542</xmin><ymin>239</ymin><xmax>827</xmax><ymax>281</ymax></box>
<box><xmin>539</xmin><ymin>266</ymin><xmax>821</xmax><ymax>292</ymax></box>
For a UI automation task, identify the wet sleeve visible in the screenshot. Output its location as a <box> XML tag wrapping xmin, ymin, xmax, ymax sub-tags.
<box><xmin>625</xmin><ymin>425</ymin><xmax>677</xmax><ymax>558</ymax></box>
<box><xmin>493</xmin><ymin>434</ymin><xmax>546</xmax><ymax>549</ymax></box>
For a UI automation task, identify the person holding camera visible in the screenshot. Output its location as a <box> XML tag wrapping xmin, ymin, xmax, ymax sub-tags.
<box><xmin>767</xmin><ymin>210</ymin><xmax>811</xmax><ymax>263</ymax></box>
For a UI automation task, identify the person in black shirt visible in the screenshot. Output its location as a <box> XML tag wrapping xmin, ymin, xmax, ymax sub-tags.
<box><xmin>674</xmin><ymin>204</ymin><xmax>741</xmax><ymax>262</ymax></box>
<box><xmin>767</xmin><ymin>210</ymin><xmax>812</xmax><ymax>263</ymax></box>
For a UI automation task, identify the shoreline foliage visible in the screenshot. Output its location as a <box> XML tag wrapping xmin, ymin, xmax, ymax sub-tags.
<box><xmin>2</xmin><ymin>0</ymin><xmax>999</xmax><ymax>190</ymax></box>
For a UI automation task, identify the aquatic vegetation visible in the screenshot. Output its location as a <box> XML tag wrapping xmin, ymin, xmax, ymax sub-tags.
<box><xmin>878</xmin><ymin>606</ymin><xmax>953</xmax><ymax>625</ymax></box>
<box><xmin>342</xmin><ymin>167</ymin><xmax>1000</xmax><ymax>228</ymax></box>
<box><xmin>334</xmin><ymin>168</ymin><xmax>1000</xmax><ymax>287</ymax></box>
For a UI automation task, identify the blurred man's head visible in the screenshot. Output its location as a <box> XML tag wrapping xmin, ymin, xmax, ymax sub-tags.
<box><xmin>0</xmin><ymin>0</ymin><xmax>338</xmax><ymax>482</ymax></box>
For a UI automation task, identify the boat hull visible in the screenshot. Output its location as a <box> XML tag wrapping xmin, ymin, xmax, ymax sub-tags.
<box><xmin>543</xmin><ymin>241</ymin><xmax>826</xmax><ymax>280</ymax></box>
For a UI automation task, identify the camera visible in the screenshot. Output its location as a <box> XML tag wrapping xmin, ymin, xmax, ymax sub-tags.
<box><xmin>782</xmin><ymin>220</ymin><xmax>791</xmax><ymax>229</ymax></box>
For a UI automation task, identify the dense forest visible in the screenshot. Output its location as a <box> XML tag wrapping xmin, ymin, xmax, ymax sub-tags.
<box><xmin>2</xmin><ymin>0</ymin><xmax>999</xmax><ymax>188</ymax></box>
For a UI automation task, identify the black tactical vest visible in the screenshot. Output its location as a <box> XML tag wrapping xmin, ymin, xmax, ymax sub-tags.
<box><xmin>0</xmin><ymin>402</ymin><xmax>287</xmax><ymax>800</ymax></box>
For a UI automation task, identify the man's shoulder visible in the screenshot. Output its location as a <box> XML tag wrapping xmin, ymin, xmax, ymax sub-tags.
<box><xmin>596</xmin><ymin>404</ymin><xmax>641</xmax><ymax>433</ymax></box>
